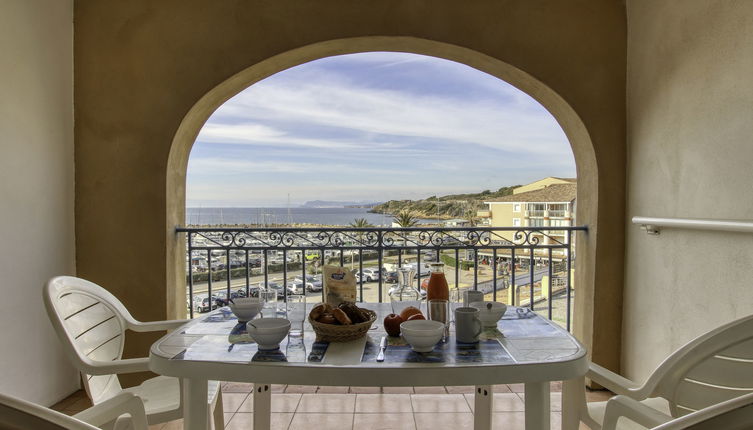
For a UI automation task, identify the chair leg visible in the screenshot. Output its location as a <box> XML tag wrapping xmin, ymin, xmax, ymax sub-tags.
<box><xmin>210</xmin><ymin>388</ymin><xmax>225</xmax><ymax>430</ymax></box>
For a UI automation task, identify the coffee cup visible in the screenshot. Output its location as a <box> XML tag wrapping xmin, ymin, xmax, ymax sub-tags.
<box><xmin>454</xmin><ymin>307</ymin><xmax>482</xmax><ymax>343</ymax></box>
<box><xmin>463</xmin><ymin>290</ymin><xmax>484</xmax><ymax>307</ymax></box>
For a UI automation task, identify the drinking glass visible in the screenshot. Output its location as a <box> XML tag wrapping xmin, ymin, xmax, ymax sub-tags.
<box><xmin>427</xmin><ymin>299</ymin><xmax>450</xmax><ymax>337</ymax></box>
<box><xmin>450</xmin><ymin>287</ymin><xmax>468</xmax><ymax>324</ymax></box>
<box><xmin>286</xmin><ymin>295</ymin><xmax>306</xmax><ymax>337</ymax></box>
<box><xmin>261</xmin><ymin>288</ymin><xmax>278</xmax><ymax>316</ymax></box>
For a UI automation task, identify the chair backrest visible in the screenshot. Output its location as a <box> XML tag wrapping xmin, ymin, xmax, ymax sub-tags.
<box><xmin>653</xmin><ymin>392</ymin><xmax>753</xmax><ymax>430</ymax></box>
<box><xmin>647</xmin><ymin>314</ymin><xmax>753</xmax><ymax>417</ymax></box>
<box><xmin>0</xmin><ymin>392</ymin><xmax>98</xmax><ymax>430</ymax></box>
<box><xmin>44</xmin><ymin>276</ymin><xmax>132</xmax><ymax>404</ymax></box>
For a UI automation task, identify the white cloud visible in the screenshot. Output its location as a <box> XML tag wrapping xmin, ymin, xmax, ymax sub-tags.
<box><xmin>206</xmin><ymin>76</ymin><xmax>568</xmax><ymax>157</ymax></box>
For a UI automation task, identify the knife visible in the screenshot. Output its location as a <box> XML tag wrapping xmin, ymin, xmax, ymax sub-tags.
<box><xmin>376</xmin><ymin>336</ymin><xmax>387</xmax><ymax>362</ymax></box>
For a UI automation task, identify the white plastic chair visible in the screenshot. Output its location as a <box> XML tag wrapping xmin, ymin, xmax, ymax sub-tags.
<box><xmin>602</xmin><ymin>391</ymin><xmax>753</xmax><ymax>430</ymax></box>
<box><xmin>572</xmin><ymin>313</ymin><xmax>753</xmax><ymax>430</ymax></box>
<box><xmin>0</xmin><ymin>391</ymin><xmax>148</xmax><ymax>430</ymax></box>
<box><xmin>44</xmin><ymin>276</ymin><xmax>224</xmax><ymax>429</ymax></box>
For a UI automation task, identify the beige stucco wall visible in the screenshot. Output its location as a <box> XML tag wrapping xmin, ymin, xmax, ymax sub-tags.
<box><xmin>0</xmin><ymin>0</ymin><xmax>78</xmax><ymax>404</ymax></box>
<box><xmin>623</xmin><ymin>0</ymin><xmax>753</xmax><ymax>381</ymax></box>
<box><xmin>74</xmin><ymin>0</ymin><xmax>627</xmax><ymax>373</ymax></box>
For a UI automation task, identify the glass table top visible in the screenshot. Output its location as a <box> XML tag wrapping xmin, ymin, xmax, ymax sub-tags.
<box><xmin>152</xmin><ymin>303</ymin><xmax>582</xmax><ymax>368</ymax></box>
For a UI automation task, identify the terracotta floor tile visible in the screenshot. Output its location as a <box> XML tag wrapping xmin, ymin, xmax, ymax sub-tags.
<box><xmin>491</xmin><ymin>412</ymin><xmax>526</xmax><ymax>430</ymax></box>
<box><xmin>160</xmin><ymin>419</ymin><xmax>183</xmax><ymax>430</ymax></box>
<box><xmin>464</xmin><ymin>392</ymin><xmax>526</xmax><ymax>412</ymax></box>
<box><xmin>222</xmin><ymin>392</ymin><xmax>250</xmax><ymax>413</ymax></box>
<box><xmin>585</xmin><ymin>388</ymin><xmax>613</xmax><ymax>403</ymax></box>
<box><xmin>221</xmin><ymin>382</ymin><xmax>254</xmax><ymax>393</ymax></box>
<box><xmin>273</xmin><ymin>393</ymin><xmax>303</xmax><ymax>413</ymax></box>
<box><xmin>411</xmin><ymin>394</ymin><xmax>471</xmax><ymax>413</ymax></box>
<box><xmin>289</xmin><ymin>413</ymin><xmax>354</xmax><ymax>430</ymax></box>
<box><xmin>414</xmin><ymin>412</ymin><xmax>473</xmax><ymax>430</ymax></box>
<box><xmin>226</xmin><ymin>412</ymin><xmax>293</xmax><ymax>430</ymax></box>
<box><xmin>446</xmin><ymin>385</ymin><xmax>475</xmax><ymax>394</ymax></box>
<box><xmin>285</xmin><ymin>384</ymin><xmax>318</xmax><ymax>393</ymax></box>
<box><xmin>271</xmin><ymin>384</ymin><xmax>287</xmax><ymax>393</ymax></box>
<box><xmin>508</xmin><ymin>383</ymin><xmax>525</xmax><ymax>393</ymax></box>
<box><xmin>237</xmin><ymin>392</ymin><xmax>302</xmax><ymax>413</ymax></box>
<box><xmin>355</xmin><ymin>394</ymin><xmax>413</xmax><ymax>413</ymax></box>
<box><xmin>297</xmin><ymin>393</ymin><xmax>356</xmax><ymax>413</ymax></box>
<box><xmin>349</xmin><ymin>386</ymin><xmax>382</xmax><ymax>394</ymax></box>
<box><xmin>354</xmin><ymin>413</ymin><xmax>416</xmax><ymax>429</ymax></box>
<box><xmin>550</xmin><ymin>392</ymin><xmax>562</xmax><ymax>411</ymax></box>
<box><xmin>316</xmin><ymin>385</ymin><xmax>350</xmax><ymax>393</ymax></box>
<box><xmin>413</xmin><ymin>386</ymin><xmax>448</xmax><ymax>394</ymax></box>
<box><xmin>382</xmin><ymin>387</ymin><xmax>414</xmax><ymax>394</ymax></box>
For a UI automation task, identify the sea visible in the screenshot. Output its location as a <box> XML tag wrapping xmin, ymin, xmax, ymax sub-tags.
<box><xmin>185</xmin><ymin>207</ymin><xmax>434</xmax><ymax>226</ymax></box>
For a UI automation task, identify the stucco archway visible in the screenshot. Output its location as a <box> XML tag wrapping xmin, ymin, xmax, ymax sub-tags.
<box><xmin>166</xmin><ymin>36</ymin><xmax>604</xmax><ymax>366</ymax></box>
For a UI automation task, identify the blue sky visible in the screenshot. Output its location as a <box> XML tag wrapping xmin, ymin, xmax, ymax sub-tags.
<box><xmin>187</xmin><ymin>52</ymin><xmax>575</xmax><ymax>207</ymax></box>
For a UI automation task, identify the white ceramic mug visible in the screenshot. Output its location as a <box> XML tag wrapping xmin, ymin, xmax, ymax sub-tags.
<box><xmin>454</xmin><ymin>307</ymin><xmax>482</xmax><ymax>343</ymax></box>
<box><xmin>464</xmin><ymin>290</ymin><xmax>484</xmax><ymax>307</ymax></box>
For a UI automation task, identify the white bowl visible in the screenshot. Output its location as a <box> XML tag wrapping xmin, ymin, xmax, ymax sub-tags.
<box><xmin>400</xmin><ymin>320</ymin><xmax>445</xmax><ymax>352</ymax></box>
<box><xmin>469</xmin><ymin>301</ymin><xmax>507</xmax><ymax>328</ymax></box>
<box><xmin>229</xmin><ymin>299</ymin><xmax>263</xmax><ymax>322</ymax></box>
<box><xmin>246</xmin><ymin>318</ymin><xmax>290</xmax><ymax>350</ymax></box>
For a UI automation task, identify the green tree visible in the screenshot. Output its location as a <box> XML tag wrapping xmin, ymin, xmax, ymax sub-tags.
<box><xmin>349</xmin><ymin>218</ymin><xmax>374</xmax><ymax>228</ymax></box>
<box><xmin>393</xmin><ymin>210</ymin><xmax>419</xmax><ymax>227</ymax></box>
<box><xmin>349</xmin><ymin>218</ymin><xmax>374</xmax><ymax>268</ymax></box>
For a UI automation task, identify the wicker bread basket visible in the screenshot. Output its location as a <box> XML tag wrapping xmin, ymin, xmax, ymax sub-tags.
<box><xmin>309</xmin><ymin>309</ymin><xmax>377</xmax><ymax>342</ymax></box>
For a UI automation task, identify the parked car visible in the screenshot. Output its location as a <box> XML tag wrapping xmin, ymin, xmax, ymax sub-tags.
<box><xmin>384</xmin><ymin>271</ymin><xmax>399</xmax><ymax>284</ymax></box>
<box><xmin>192</xmin><ymin>293</ymin><xmax>217</xmax><ymax>313</ymax></box>
<box><xmin>294</xmin><ymin>275</ymin><xmax>323</xmax><ymax>292</ymax></box>
<box><xmin>356</xmin><ymin>268</ymin><xmax>382</xmax><ymax>282</ymax></box>
<box><xmin>260</xmin><ymin>281</ymin><xmax>293</xmax><ymax>299</ymax></box>
<box><xmin>286</xmin><ymin>280</ymin><xmax>304</xmax><ymax>295</ymax></box>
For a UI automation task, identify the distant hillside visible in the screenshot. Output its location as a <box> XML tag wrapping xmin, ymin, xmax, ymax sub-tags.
<box><xmin>301</xmin><ymin>200</ymin><xmax>382</xmax><ymax>208</ymax></box>
<box><xmin>370</xmin><ymin>186</ymin><xmax>519</xmax><ymax>219</ymax></box>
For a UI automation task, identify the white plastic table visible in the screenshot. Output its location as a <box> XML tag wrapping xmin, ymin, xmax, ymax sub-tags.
<box><xmin>149</xmin><ymin>304</ymin><xmax>587</xmax><ymax>430</ymax></box>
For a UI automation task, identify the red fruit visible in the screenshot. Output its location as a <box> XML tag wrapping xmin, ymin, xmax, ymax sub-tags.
<box><xmin>383</xmin><ymin>313</ymin><xmax>404</xmax><ymax>337</ymax></box>
<box><xmin>406</xmin><ymin>313</ymin><xmax>426</xmax><ymax>321</ymax></box>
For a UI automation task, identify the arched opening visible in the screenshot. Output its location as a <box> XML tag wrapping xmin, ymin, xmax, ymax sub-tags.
<box><xmin>166</xmin><ymin>36</ymin><xmax>600</xmax><ymax>358</ymax></box>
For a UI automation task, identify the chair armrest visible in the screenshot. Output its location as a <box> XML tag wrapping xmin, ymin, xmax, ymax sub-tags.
<box><xmin>73</xmin><ymin>392</ymin><xmax>149</xmax><ymax>430</ymax></box>
<box><xmin>602</xmin><ymin>395</ymin><xmax>673</xmax><ymax>430</ymax></box>
<box><xmin>587</xmin><ymin>362</ymin><xmax>645</xmax><ymax>398</ymax></box>
<box><xmin>127</xmin><ymin>319</ymin><xmax>190</xmax><ymax>332</ymax></box>
<box><xmin>81</xmin><ymin>357</ymin><xmax>151</xmax><ymax>375</ymax></box>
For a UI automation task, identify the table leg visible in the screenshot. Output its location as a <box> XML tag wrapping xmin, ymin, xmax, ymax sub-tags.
<box><xmin>524</xmin><ymin>382</ymin><xmax>550</xmax><ymax>430</ymax></box>
<box><xmin>253</xmin><ymin>383</ymin><xmax>271</xmax><ymax>430</ymax></box>
<box><xmin>474</xmin><ymin>385</ymin><xmax>493</xmax><ymax>430</ymax></box>
<box><xmin>183</xmin><ymin>378</ymin><xmax>209</xmax><ymax>430</ymax></box>
<box><xmin>561</xmin><ymin>377</ymin><xmax>585</xmax><ymax>430</ymax></box>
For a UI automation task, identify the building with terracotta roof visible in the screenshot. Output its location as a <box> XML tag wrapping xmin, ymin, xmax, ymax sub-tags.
<box><xmin>479</xmin><ymin>179</ymin><xmax>577</xmax><ymax>252</ymax></box>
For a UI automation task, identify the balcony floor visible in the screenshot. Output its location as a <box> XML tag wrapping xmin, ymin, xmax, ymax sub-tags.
<box><xmin>53</xmin><ymin>383</ymin><xmax>611</xmax><ymax>429</ymax></box>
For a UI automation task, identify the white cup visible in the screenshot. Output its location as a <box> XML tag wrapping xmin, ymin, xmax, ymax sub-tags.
<box><xmin>464</xmin><ymin>290</ymin><xmax>484</xmax><ymax>307</ymax></box>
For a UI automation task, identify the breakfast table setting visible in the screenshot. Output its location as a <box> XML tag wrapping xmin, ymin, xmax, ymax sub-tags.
<box><xmin>149</xmin><ymin>265</ymin><xmax>587</xmax><ymax>430</ymax></box>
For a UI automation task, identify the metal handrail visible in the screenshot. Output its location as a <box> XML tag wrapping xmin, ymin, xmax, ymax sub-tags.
<box><xmin>632</xmin><ymin>217</ymin><xmax>753</xmax><ymax>235</ymax></box>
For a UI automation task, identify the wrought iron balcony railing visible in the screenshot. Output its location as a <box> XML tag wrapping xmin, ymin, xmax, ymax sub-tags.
<box><xmin>177</xmin><ymin>226</ymin><xmax>586</xmax><ymax>330</ymax></box>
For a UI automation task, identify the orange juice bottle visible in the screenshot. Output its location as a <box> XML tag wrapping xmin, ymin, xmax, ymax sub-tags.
<box><xmin>426</xmin><ymin>262</ymin><xmax>449</xmax><ymax>301</ymax></box>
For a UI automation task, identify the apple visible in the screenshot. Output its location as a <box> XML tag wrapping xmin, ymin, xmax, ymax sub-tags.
<box><xmin>399</xmin><ymin>306</ymin><xmax>422</xmax><ymax>321</ymax></box>
<box><xmin>383</xmin><ymin>313</ymin><xmax>404</xmax><ymax>337</ymax></box>
<box><xmin>406</xmin><ymin>313</ymin><xmax>426</xmax><ymax>321</ymax></box>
